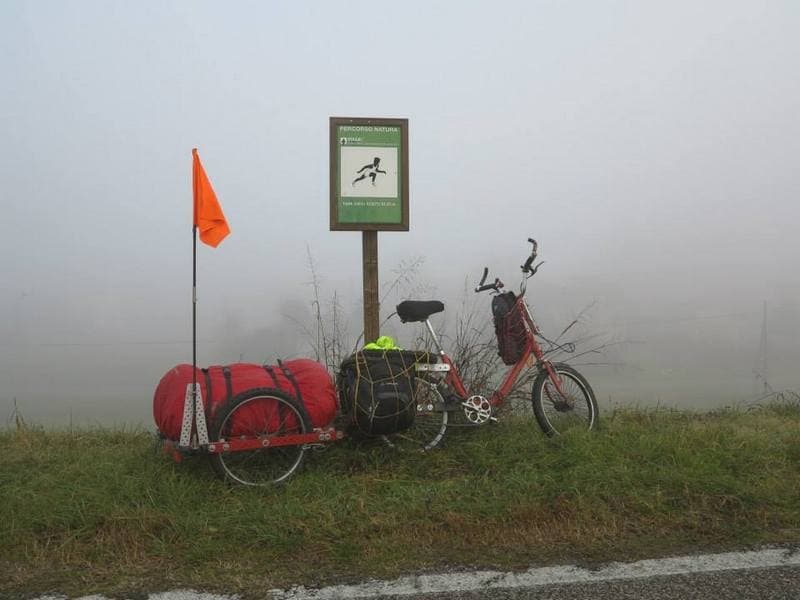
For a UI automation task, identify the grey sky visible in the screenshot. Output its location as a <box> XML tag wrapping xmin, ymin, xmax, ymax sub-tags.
<box><xmin>1</xmin><ymin>1</ymin><xmax>798</xmax><ymax>424</ymax></box>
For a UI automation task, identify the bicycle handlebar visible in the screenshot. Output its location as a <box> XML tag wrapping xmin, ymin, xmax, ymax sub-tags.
<box><xmin>475</xmin><ymin>267</ymin><xmax>503</xmax><ymax>293</ymax></box>
<box><xmin>475</xmin><ymin>237</ymin><xmax>543</xmax><ymax>294</ymax></box>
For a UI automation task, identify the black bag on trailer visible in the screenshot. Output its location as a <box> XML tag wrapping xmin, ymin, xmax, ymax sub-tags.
<box><xmin>492</xmin><ymin>291</ymin><xmax>528</xmax><ymax>365</ymax></box>
<box><xmin>337</xmin><ymin>350</ymin><xmax>433</xmax><ymax>436</ymax></box>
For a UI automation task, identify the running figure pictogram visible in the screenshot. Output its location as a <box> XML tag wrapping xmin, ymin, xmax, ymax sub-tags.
<box><xmin>352</xmin><ymin>157</ymin><xmax>387</xmax><ymax>186</ymax></box>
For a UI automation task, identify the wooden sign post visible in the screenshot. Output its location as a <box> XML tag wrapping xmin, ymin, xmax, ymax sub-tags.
<box><xmin>330</xmin><ymin>117</ymin><xmax>409</xmax><ymax>344</ymax></box>
<box><xmin>362</xmin><ymin>230</ymin><xmax>379</xmax><ymax>343</ymax></box>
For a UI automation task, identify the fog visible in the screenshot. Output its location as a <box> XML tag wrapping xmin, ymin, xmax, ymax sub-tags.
<box><xmin>1</xmin><ymin>1</ymin><xmax>798</xmax><ymax>426</ymax></box>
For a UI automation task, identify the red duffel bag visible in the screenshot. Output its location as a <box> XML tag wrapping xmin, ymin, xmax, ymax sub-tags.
<box><xmin>153</xmin><ymin>359</ymin><xmax>338</xmax><ymax>441</ymax></box>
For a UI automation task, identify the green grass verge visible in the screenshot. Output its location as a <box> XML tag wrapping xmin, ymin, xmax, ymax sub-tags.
<box><xmin>1</xmin><ymin>404</ymin><xmax>799</xmax><ymax>597</ymax></box>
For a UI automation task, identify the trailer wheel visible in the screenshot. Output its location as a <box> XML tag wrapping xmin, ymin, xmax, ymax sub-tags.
<box><xmin>210</xmin><ymin>387</ymin><xmax>311</xmax><ymax>486</ymax></box>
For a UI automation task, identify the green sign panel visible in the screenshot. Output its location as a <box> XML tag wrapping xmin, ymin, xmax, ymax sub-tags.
<box><xmin>330</xmin><ymin>117</ymin><xmax>409</xmax><ymax>231</ymax></box>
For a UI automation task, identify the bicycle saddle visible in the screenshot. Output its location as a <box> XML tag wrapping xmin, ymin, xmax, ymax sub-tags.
<box><xmin>396</xmin><ymin>300</ymin><xmax>445</xmax><ymax>323</ymax></box>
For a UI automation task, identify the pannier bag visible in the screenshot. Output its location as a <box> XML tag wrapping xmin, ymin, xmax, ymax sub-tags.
<box><xmin>491</xmin><ymin>291</ymin><xmax>528</xmax><ymax>365</ymax></box>
<box><xmin>337</xmin><ymin>350</ymin><xmax>434</xmax><ymax>436</ymax></box>
<box><xmin>153</xmin><ymin>359</ymin><xmax>338</xmax><ymax>441</ymax></box>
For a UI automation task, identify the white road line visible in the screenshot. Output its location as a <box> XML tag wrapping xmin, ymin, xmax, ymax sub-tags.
<box><xmin>270</xmin><ymin>547</ymin><xmax>800</xmax><ymax>599</ymax></box>
<box><xmin>32</xmin><ymin>547</ymin><xmax>800</xmax><ymax>600</ymax></box>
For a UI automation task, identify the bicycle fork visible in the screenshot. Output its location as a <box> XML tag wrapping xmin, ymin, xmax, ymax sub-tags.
<box><xmin>522</xmin><ymin>302</ymin><xmax>570</xmax><ymax>399</ymax></box>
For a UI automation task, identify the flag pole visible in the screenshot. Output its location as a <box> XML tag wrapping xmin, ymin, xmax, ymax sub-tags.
<box><xmin>181</xmin><ymin>147</ymin><xmax>226</xmax><ymax>448</ymax></box>
<box><xmin>189</xmin><ymin>147</ymin><xmax>199</xmax><ymax>448</ymax></box>
<box><xmin>192</xmin><ymin>221</ymin><xmax>198</xmax><ymax>444</ymax></box>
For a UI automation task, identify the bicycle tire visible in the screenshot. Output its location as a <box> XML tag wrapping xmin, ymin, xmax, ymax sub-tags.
<box><xmin>209</xmin><ymin>387</ymin><xmax>311</xmax><ymax>486</ymax></box>
<box><xmin>531</xmin><ymin>363</ymin><xmax>599</xmax><ymax>436</ymax></box>
<box><xmin>383</xmin><ymin>376</ymin><xmax>448</xmax><ymax>451</ymax></box>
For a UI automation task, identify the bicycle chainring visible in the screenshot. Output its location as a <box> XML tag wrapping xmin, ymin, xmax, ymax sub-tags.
<box><xmin>462</xmin><ymin>395</ymin><xmax>493</xmax><ymax>424</ymax></box>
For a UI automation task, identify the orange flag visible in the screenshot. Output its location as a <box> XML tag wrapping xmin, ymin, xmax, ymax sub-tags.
<box><xmin>192</xmin><ymin>148</ymin><xmax>230</xmax><ymax>247</ymax></box>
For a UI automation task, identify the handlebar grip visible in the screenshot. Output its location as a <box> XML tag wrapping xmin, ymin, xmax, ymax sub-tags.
<box><xmin>522</xmin><ymin>238</ymin><xmax>539</xmax><ymax>273</ymax></box>
<box><xmin>479</xmin><ymin>267</ymin><xmax>488</xmax><ymax>286</ymax></box>
<box><xmin>523</xmin><ymin>255</ymin><xmax>535</xmax><ymax>272</ymax></box>
<box><xmin>475</xmin><ymin>278</ymin><xmax>504</xmax><ymax>293</ymax></box>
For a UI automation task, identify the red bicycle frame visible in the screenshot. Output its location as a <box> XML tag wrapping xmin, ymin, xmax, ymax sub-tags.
<box><xmin>422</xmin><ymin>293</ymin><xmax>564</xmax><ymax>408</ymax></box>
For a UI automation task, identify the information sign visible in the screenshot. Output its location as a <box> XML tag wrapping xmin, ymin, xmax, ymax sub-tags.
<box><xmin>330</xmin><ymin>117</ymin><xmax>409</xmax><ymax>231</ymax></box>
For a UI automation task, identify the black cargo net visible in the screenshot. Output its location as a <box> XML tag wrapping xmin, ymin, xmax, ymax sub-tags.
<box><xmin>338</xmin><ymin>350</ymin><xmax>435</xmax><ymax>436</ymax></box>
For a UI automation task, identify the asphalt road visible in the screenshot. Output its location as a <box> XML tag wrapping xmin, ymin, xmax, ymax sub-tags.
<box><xmin>27</xmin><ymin>547</ymin><xmax>800</xmax><ymax>599</ymax></box>
<box><xmin>272</xmin><ymin>548</ymin><xmax>800</xmax><ymax>600</ymax></box>
<box><xmin>367</xmin><ymin>566</ymin><xmax>800</xmax><ymax>600</ymax></box>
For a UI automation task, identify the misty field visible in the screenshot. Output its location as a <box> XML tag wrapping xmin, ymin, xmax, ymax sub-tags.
<box><xmin>1</xmin><ymin>403</ymin><xmax>799</xmax><ymax>597</ymax></box>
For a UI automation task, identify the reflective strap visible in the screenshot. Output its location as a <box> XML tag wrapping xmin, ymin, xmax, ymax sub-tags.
<box><xmin>278</xmin><ymin>360</ymin><xmax>303</xmax><ymax>432</ymax></box>
<box><xmin>264</xmin><ymin>363</ymin><xmax>288</xmax><ymax>431</ymax></box>
<box><xmin>222</xmin><ymin>366</ymin><xmax>233</xmax><ymax>402</ymax></box>
<box><xmin>262</xmin><ymin>364</ymin><xmax>280</xmax><ymax>386</ymax></box>
<box><xmin>277</xmin><ymin>359</ymin><xmax>303</xmax><ymax>405</ymax></box>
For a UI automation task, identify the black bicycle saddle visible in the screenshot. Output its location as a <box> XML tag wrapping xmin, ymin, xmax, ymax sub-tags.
<box><xmin>396</xmin><ymin>300</ymin><xmax>445</xmax><ymax>323</ymax></box>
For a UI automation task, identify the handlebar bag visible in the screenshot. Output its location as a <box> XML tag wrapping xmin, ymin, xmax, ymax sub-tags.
<box><xmin>492</xmin><ymin>291</ymin><xmax>528</xmax><ymax>365</ymax></box>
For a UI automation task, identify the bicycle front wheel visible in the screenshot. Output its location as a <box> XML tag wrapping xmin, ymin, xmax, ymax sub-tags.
<box><xmin>532</xmin><ymin>363</ymin><xmax>598</xmax><ymax>436</ymax></box>
<box><xmin>210</xmin><ymin>388</ymin><xmax>311</xmax><ymax>486</ymax></box>
<box><xmin>383</xmin><ymin>377</ymin><xmax>448</xmax><ymax>451</ymax></box>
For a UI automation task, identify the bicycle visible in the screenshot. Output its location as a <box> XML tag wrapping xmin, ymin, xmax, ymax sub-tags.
<box><xmin>385</xmin><ymin>238</ymin><xmax>599</xmax><ymax>451</ymax></box>
<box><xmin>162</xmin><ymin>239</ymin><xmax>598</xmax><ymax>486</ymax></box>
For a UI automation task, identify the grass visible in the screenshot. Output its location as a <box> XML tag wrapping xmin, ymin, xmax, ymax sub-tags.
<box><xmin>1</xmin><ymin>403</ymin><xmax>799</xmax><ymax>597</ymax></box>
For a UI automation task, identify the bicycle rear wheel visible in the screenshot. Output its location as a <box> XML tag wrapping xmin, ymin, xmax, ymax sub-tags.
<box><xmin>210</xmin><ymin>387</ymin><xmax>311</xmax><ymax>486</ymax></box>
<box><xmin>531</xmin><ymin>363</ymin><xmax>598</xmax><ymax>436</ymax></box>
<box><xmin>383</xmin><ymin>377</ymin><xmax>448</xmax><ymax>451</ymax></box>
